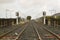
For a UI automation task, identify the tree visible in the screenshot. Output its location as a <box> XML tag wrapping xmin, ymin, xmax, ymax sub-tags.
<box><xmin>27</xmin><ymin>16</ymin><xmax>31</xmax><ymax>20</ymax></box>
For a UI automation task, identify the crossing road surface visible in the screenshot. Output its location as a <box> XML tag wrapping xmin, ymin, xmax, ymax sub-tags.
<box><xmin>0</xmin><ymin>21</ymin><xmax>60</xmax><ymax>40</ymax></box>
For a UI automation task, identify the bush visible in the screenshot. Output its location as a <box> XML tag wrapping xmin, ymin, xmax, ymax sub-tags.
<box><xmin>27</xmin><ymin>16</ymin><xmax>31</xmax><ymax>20</ymax></box>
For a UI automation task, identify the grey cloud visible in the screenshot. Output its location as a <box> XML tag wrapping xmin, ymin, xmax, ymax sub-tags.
<box><xmin>0</xmin><ymin>0</ymin><xmax>60</xmax><ymax>19</ymax></box>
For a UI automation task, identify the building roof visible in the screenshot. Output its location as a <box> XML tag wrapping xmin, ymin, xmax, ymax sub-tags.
<box><xmin>53</xmin><ymin>13</ymin><xmax>60</xmax><ymax>16</ymax></box>
<box><xmin>0</xmin><ymin>18</ymin><xmax>16</xmax><ymax>20</ymax></box>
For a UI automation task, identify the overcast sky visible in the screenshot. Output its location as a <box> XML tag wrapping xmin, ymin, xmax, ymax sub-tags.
<box><xmin>0</xmin><ymin>0</ymin><xmax>60</xmax><ymax>19</ymax></box>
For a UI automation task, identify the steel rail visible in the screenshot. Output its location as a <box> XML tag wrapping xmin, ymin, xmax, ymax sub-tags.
<box><xmin>34</xmin><ymin>21</ymin><xmax>60</xmax><ymax>40</ymax></box>
<box><xmin>15</xmin><ymin>24</ymin><xmax>28</xmax><ymax>40</ymax></box>
<box><xmin>33</xmin><ymin>24</ymin><xmax>43</xmax><ymax>40</ymax></box>
<box><xmin>42</xmin><ymin>27</ymin><xmax>60</xmax><ymax>40</ymax></box>
<box><xmin>0</xmin><ymin>26</ymin><xmax>20</xmax><ymax>39</ymax></box>
<box><xmin>0</xmin><ymin>23</ymin><xmax>27</xmax><ymax>39</ymax></box>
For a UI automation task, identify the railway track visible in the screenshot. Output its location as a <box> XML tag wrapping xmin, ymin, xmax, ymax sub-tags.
<box><xmin>15</xmin><ymin>22</ymin><xmax>42</xmax><ymax>40</ymax></box>
<box><xmin>33</xmin><ymin>21</ymin><xmax>60</xmax><ymax>40</ymax></box>
<box><xmin>0</xmin><ymin>23</ymin><xmax>28</xmax><ymax>40</ymax></box>
<box><xmin>14</xmin><ymin>21</ymin><xmax>60</xmax><ymax>40</ymax></box>
<box><xmin>0</xmin><ymin>21</ymin><xmax>60</xmax><ymax>40</ymax></box>
<box><xmin>36</xmin><ymin>21</ymin><xmax>60</xmax><ymax>35</ymax></box>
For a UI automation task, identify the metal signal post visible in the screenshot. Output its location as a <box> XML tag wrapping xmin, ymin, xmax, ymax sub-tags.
<box><xmin>43</xmin><ymin>11</ymin><xmax>46</xmax><ymax>24</ymax></box>
<box><xmin>16</xmin><ymin>12</ymin><xmax>19</xmax><ymax>24</ymax></box>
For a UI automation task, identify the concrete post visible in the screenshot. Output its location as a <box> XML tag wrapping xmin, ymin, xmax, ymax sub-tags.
<box><xmin>16</xmin><ymin>16</ymin><xmax>18</xmax><ymax>24</ymax></box>
<box><xmin>48</xmin><ymin>19</ymin><xmax>50</xmax><ymax>25</ymax></box>
<box><xmin>44</xmin><ymin>16</ymin><xmax>46</xmax><ymax>24</ymax></box>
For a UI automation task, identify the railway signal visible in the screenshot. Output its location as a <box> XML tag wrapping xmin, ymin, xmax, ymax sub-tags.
<box><xmin>43</xmin><ymin>11</ymin><xmax>46</xmax><ymax>24</ymax></box>
<box><xmin>16</xmin><ymin>12</ymin><xmax>19</xmax><ymax>24</ymax></box>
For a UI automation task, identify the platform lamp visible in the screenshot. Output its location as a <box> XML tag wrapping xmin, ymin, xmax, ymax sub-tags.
<box><xmin>16</xmin><ymin>12</ymin><xmax>19</xmax><ymax>24</ymax></box>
